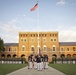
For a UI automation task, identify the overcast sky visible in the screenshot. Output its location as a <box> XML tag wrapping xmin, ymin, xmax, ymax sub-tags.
<box><xmin>0</xmin><ymin>0</ymin><xmax>76</xmax><ymax>43</ymax></box>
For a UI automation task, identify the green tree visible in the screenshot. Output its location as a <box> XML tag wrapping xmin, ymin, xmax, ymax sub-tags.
<box><xmin>0</xmin><ymin>37</ymin><xmax>4</xmax><ymax>52</ymax></box>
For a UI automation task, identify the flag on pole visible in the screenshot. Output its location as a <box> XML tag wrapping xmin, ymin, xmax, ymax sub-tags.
<box><xmin>30</xmin><ymin>3</ymin><xmax>38</xmax><ymax>11</ymax></box>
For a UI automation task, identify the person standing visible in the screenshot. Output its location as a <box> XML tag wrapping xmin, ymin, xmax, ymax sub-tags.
<box><xmin>34</xmin><ymin>55</ymin><xmax>37</xmax><ymax>69</ymax></box>
<box><xmin>36</xmin><ymin>54</ymin><xmax>42</xmax><ymax>71</ymax></box>
<box><xmin>43</xmin><ymin>54</ymin><xmax>48</xmax><ymax>69</ymax></box>
<box><xmin>28</xmin><ymin>55</ymin><xmax>32</xmax><ymax>69</ymax></box>
<box><xmin>40</xmin><ymin>54</ymin><xmax>44</xmax><ymax>69</ymax></box>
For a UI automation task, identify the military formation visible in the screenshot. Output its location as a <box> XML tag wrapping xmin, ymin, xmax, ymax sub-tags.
<box><xmin>28</xmin><ymin>54</ymin><xmax>48</xmax><ymax>71</ymax></box>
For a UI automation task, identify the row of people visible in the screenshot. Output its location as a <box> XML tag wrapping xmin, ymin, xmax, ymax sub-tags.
<box><xmin>28</xmin><ymin>54</ymin><xmax>48</xmax><ymax>71</ymax></box>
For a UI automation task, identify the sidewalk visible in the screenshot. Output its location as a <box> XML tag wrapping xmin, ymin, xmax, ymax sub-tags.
<box><xmin>7</xmin><ymin>66</ymin><xmax>66</xmax><ymax>75</ymax></box>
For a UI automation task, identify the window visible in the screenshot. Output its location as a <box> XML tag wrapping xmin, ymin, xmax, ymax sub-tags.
<box><xmin>21</xmin><ymin>39</ymin><xmax>23</xmax><ymax>42</ymax></box>
<box><xmin>33</xmin><ymin>34</ymin><xmax>35</xmax><ymax>37</ymax></box>
<box><xmin>45</xmin><ymin>34</ymin><xmax>46</xmax><ymax>37</ymax></box>
<box><xmin>51</xmin><ymin>39</ymin><xmax>53</xmax><ymax>41</ymax></box>
<box><xmin>24</xmin><ymin>39</ymin><xmax>26</xmax><ymax>42</ymax></box>
<box><xmin>73</xmin><ymin>47</ymin><xmax>76</xmax><ymax>51</ymax></box>
<box><xmin>55</xmin><ymin>34</ymin><xmax>57</xmax><ymax>36</ymax></box>
<box><xmin>42</xmin><ymin>34</ymin><xmax>44</xmax><ymax>37</ymax></box>
<box><xmin>20</xmin><ymin>34</ymin><xmax>22</xmax><ymax>37</ymax></box>
<box><xmin>31</xmin><ymin>38</ymin><xmax>34</xmax><ymax>42</ymax></box>
<box><xmin>50</xmin><ymin>34</ymin><xmax>52</xmax><ymax>36</ymax></box>
<box><xmin>52</xmin><ymin>34</ymin><xmax>54</xmax><ymax>36</ymax></box>
<box><xmin>52</xmin><ymin>45</ymin><xmax>56</xmax><ymax>51</ymax></box>
<box><xmin>21</xmin><ymin>38</ymin><xmax>26</xmax><ymax>42</ymax></box>
<box><xmin>67</xmin><ymin>48</ymin><xmax>70</xmax><ymax>51</ymax></box>
<box><xmin>43</xmin><ymin>47</ymin><xmax>47</xmax><ymax>51</ymax></box>
<box><xmin>23</xmin><ymin>34</ymin><xmax>25</xmax><ymax>37</ymax></box>
<box><xmin>26</xmin><ymin>34</ymin><xmax>28</xmax><ymax>37</ymax></box>
<box><xmin>39</xmin><ymin>34</ymin><xmax>41</xmax><ymax>37</ymax></box>
<box><xmin>31</xmin><ymin>45</ymin><xmax>34</xmax><ymax>51</ymax></box>
<box><xmin>53</xmin><ymin>47</ymin><xmax>55</xmax><ymax>51</ymax></box>
<box><xmin>8</xmin><ymin>48</ymin><xmax>11</xmax><ymax>51</ymax></box>
<box><xmin>38</xmin><ymin>38</ymin><xmax>40</xmax><ymax>42</ymax></box>
<box><xmin>54</xmin><ymin>39</ymin><xmax>56</xmax><ymax>41</ymax></box>
<box><xmin>43</xmin><ymin>46</ymin><xmax>47</xmax><ymax>51</ymax></box>
<box><xmin>31</xmin><ymin>34</ymin><xmax>32</xmax><ymax>37</ymax></box>
<box><xmin>43</xmin><ymin>38</ymin><xmax>46</xmax><ymax>42</ymax></box>
<box><xmin>14</xmin><ymin>48</ymin><xmax>16</xmax><ymax>51</ymax></box>
<box><xmin>22</xmin><ymin>45</ymin><xmax>25</xmax><ymax>51</ymax></box>
<box><xmin>61</xmin><ymin>48</ymin><xmax>64</xmax><ymax>51</ymax></box>
<box><xmin>31</xmin><ymin>47</ymin><xmax>34</xmax><ymax>51</ymax></box>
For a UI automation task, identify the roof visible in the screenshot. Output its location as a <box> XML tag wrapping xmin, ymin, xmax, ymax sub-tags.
<box><xmin>4</xmin><ymin>42</ymin><xmax>76</xmax><ymax>46</ymax></box>
<box><xmin>4</xmin><ymin>43</ymin><xmax>18</xmax><ymax>46</ymax></box>
<box><xmin>59</xmin><ymin>42</ymin><xmax>76</xmax><ymax>46</ymax></box>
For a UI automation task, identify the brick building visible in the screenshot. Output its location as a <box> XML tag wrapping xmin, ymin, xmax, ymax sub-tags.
<box><xmin>0</xmin><ymin>32</ymin><xmax>76</xmax><ymax>62</ymax></box>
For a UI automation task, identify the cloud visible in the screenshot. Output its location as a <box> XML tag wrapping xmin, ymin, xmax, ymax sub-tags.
<box><xmin>0</xmin><ymin>19</ymin><xmax>21</xmax><ymax>34</ymax></box>
<box><xmin>59</xmin><ymin>25</ymin><xmax>76</xmax><ymax>42</ymax></box>
<box><xmin>0</xmin><ymin>15</ymin><xmax>37</xmax><ymax>43</ymax></box>
<box><xmin>56</xmin><ymin>0</ymin><xmax>68</xmax><ymax>6</ymax></box>
<box><xmin>0</xmin><ymin>18</ymin><xmax>22</xmax><ymax>43</ymax></box>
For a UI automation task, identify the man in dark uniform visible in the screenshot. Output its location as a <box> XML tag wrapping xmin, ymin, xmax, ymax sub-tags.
<box><xmin>43</xmin><ymin>54</ymin><xmax>48</xmax><ymax>69</ymax></box>
<box><xmin>36</xmin><ymin>54</ymin><xmax>42</xmax><ymax>71</ymax></box>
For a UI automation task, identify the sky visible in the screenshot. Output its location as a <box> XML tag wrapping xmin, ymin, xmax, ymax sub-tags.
<box><xmin>0</xmin><ymin>0</ymin><xmax>76</xmax><ymax>43</ymax></box>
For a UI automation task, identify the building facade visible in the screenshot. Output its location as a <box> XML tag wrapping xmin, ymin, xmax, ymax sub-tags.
<box><xmin>0</xmin><ymin>32</ymin><xmax>76</xmax><ymax>62</ymax></box>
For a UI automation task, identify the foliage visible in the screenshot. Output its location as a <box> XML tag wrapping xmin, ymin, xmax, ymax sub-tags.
<box><xmin>0</xmin><ymin>38</ymin><xmax>4</xmax><ymax>52</ymax></box>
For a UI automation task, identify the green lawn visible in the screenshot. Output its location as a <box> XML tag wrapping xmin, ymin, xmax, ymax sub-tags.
<box><xmin>0</xmin><ymin>64</ymin><xmax>27</xmax><ymax>75</ymax></box>
<box><xmin>49</xmin><ymin>64</ymin><xmax>76</xmax><ymax>75</ymax></box>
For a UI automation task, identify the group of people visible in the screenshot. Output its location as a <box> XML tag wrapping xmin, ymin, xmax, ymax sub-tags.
<box><xmin>28</xmin><ymin>54</ymin><xmax>48</xmax><ymax>71</ymax></box>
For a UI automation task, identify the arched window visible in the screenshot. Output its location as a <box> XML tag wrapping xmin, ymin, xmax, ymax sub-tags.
<box><xmin>73</xmin><ymin>54</ymin><xmax>76</xmax><ymax>58</ymax></box>
<box><xmin>7</xmin><ymin>54</ymin><xmax>11</xmax><ymax>58</ymax></box>
<box><xmin>8</xmin><ymin>48</ymin><xmax>11</xmax><ymax>51</ymax></box>
<box><xmin>31</xmin><ymin>45</ymin><xmax>34</xmax><ymax>51</ymax></box>
<box><xmin>1</xmin><ymin>54</ymin><xmax>5</xmax><ymax>58</ymax></box>
<box><xmin>67</xmin><ymin>54</ymin><xmax>71</xmax><ymax>58</ymax></box>
<box><xmin>21</xmin><ymin>54</ymin><xmax>25</xmax><ymax>58</ymax></box>
<box><xmin>13</xmin><ymin>54</ymin><xmax>17</xmax><ymax>58</ymax></box>
<box><xmin>43</xmin><ymin>45</ymin><xmax>47</xmax><ymax>51</ymax></box>
<box><xmin>22</xmin><ymin>45</ymin><xmax>25</xmax><ymax>51</ymax></box>
<box><xmin>52</xmin><ymin>54</ymin><xmax>57</xmax><ymax>58</ymax></box>
<box><xmin>52</xmin><ymin>45</ymin><xmax>56</xmax><ymax>51</ymax></box>
<box><xmin>61</xmin><ymin>54</ymin><xmax>65</xmax><ymax>58</ymax></box>
<box><xmin>61</xmin><ymin>47</ymin><xmax>64</xmax><ymax>51</ymax></box>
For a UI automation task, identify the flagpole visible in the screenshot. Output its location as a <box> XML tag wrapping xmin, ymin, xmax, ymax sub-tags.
<box><xmin>37</xmin><ymin>0</ymin><xmax>40</xmax><ymax>54</ymax></box>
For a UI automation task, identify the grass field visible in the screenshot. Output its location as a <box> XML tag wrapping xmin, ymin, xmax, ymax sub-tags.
<box><xmin>49</xmin><ymin>64</ymin><xmax>76</xmax><ymax>75</ymax></box>
<box><xmin>0</xmin><ymin>64</ymin><xmax>27</xmax><ymax>75</ymax></box>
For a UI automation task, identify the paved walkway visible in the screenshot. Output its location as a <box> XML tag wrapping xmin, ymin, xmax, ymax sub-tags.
<box><xmin>7</xmin><ymin>66</ymin><xmax>66</xmax><ymax>75</ymax></box>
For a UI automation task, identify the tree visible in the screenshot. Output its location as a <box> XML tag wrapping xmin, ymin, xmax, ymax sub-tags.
<box><xmin>0</xmin><ymin>37</ymin><xmax>4</xmax><ymax>52</ymax></box>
